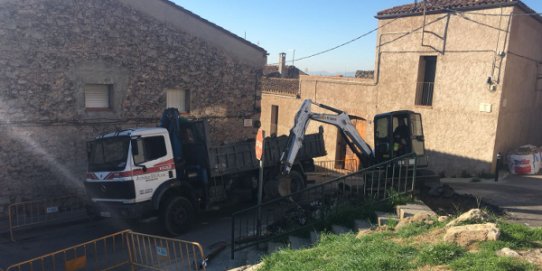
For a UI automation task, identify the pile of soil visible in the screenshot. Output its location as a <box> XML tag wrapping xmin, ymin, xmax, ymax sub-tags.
<box><xmin>418</xmin><ymin>184</ymin><xmax>503</xmax><ymax>216</ymax></box>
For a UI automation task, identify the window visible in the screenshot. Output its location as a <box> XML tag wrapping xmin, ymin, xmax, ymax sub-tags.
<box><xmin>270</xmin><ymin>105</ymin><xmax>279</xmax><ymax>136</ymax></box>
<box><xmin>85</xmin><ymin>84</ymin><xmax>112</xmax><ymax>109</ymax></box>
<box><xmin>410</xmin><ymin>113</ymin><xmax>425</xmax><ymax>156</ymax></box>
<box><xmin>415</xmin><ymin>56</ymin><xmax>437</xmax><ymax>106</ymax></box>
<box><xmin>132</xmin><ymin>136</ymin><xmax>167</xmax><ymax>164</ymax></box>
<box><xmin>375</xmin><ymin>117</ymin><xmax>389</xmax><ymax>140</ymax></box>
<box><xmin>88</xmin><ymin>137</ymin><xmax>129</xmax><ymax>171</ymax></box>
<box><xmin>374</xmin><ymin>116</ymin><xmax>390</xmax><ymax>162</ymax></box>
<box><xmin>166</xmin><ymin>89</ymin><xmax>190</xmax><ymax>113</ymax></box>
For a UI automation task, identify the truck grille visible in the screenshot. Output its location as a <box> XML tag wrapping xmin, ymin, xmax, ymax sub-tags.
<box><xmin>84</xmin><ymin>181</ymin><xmax>136</xmax><ymax>200</ymax></box>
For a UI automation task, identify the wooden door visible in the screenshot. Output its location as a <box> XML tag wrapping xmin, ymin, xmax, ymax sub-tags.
<box><xmin>344</xmin><ymin>119</ymin><xmax>366</xmax><ymax>171</ymax></box>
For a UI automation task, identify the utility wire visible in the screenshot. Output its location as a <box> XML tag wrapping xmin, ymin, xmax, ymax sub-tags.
<box><xmin>268</xmin><ymin>5</ymin><xmax>540</xmax><ymax>65</ymax></box>
<box><xmin>268</xmin><ymin>17</ymin><xmax>400</xmax><ymax>65</ymax></box>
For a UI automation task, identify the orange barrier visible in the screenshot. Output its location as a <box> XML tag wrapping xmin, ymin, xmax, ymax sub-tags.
<box><xmin>8</xmin><ymin>195</ymin><xmax>88</xmax><ymax>242</ymax></box>
<box><xmin>6</xmin><ymin>230</ymin><xmax>206</xmax><ymax>271</ymax></box>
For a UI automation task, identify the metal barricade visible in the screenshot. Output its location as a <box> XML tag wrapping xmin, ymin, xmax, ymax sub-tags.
<box><xmin>128</xmin><ymin>231</ymin><xmax>206</xmax><ymax>271</ymax></box>
<box><xmin>8</xmin><ymin>195</ymin><xmax>88</xmax><ymax>242</ymax></box>
<box><xmin>6</xmin><ymin>230</ymin><xmax>206</xmax><ymax>271</ymax></box>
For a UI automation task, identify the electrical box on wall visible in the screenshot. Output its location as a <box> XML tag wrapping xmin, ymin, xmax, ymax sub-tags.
<box><xmin>479</xmin><ymin>103</ymin><xmax>492</xmax><ymax>113</ymax></box>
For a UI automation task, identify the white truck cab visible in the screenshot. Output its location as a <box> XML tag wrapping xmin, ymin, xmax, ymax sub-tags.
<box><xmin>85</xmin><ymin>128</ymin><xmax>175</xmax><ymax>210</ymax></box>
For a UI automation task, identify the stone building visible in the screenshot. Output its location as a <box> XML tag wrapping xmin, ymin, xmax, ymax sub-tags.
<box><xmin>0</xmin><ymin>0</ymin><xmax>267</xmax><ymax>208</ymax></box>
<box><xmin>261</xmin><ymin>0</ymin><xmax>542</xmax><ymax>176</ymax></box>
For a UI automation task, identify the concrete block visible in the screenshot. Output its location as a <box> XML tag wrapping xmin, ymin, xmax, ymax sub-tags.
<box><xmin>331</xmin><ymin>224</ymin><xmax>352</xmax><ymax>234</ymax></box>
<box><xmin>267</xmin><ymin>242</ymin><xmax>286</xmax><ymax>253</ymax></box>
<box><xmin>245</xmin><ymin>249</ymin><xmax>264</xmax><ymax>265</ymax></box>
<box><xmin>376</xmin><ymin>212</ymin><xmax>399</xmax><ymax>227</ymax></box>
<box><xmin>354</xmin><ymin>219</ymin><xmax>372</xmax><ymax>230</ymax></box>
<box><xmin>310</xmin><ymin>230</ymin><xmax>320</xmax><ymax>244</ymax></box>
<box><xmin>396</xmin><ymin>204</ymin><xmax>436</xmax><ymax>219</ymax></box>
<box><xmin>288</xmin><ymin>235</ymin><xmax>311</xmax><ymax>250</ymax></box>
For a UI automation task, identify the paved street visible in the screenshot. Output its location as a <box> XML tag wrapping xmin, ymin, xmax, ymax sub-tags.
<box><xmin>0</xmin><ymin>209</ymin><xmax>236</xmax><ymax>269</ymax></box>
<box><xmin>442</xmin><ymin>172</ymin><xmax>542</xmax><ymax>227</ymax></box>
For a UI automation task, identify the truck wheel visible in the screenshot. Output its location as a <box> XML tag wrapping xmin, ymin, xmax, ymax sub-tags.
<box><xmin>278</xmin><ymin>170</ymin><xmax>306</xmax><ymax>197</ymax></box>
<box><xmin>161</xmin><ymin>196</ymin><xmax>194</xmax><ymax>236</ymax></box>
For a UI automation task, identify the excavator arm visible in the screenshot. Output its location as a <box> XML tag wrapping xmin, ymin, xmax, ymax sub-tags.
<box><xmin>280</xmin><ymin>99</ymin><xmax>374</xmax><ymax>175</ymax></box>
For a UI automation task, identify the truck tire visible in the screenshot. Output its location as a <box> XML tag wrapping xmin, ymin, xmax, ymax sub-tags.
<box><xmin>278</xmin><ymin>170</ymin><xmax>306</xmax><ymax>197</ymax></box>
<box><xmin>161</xmin><ymin>196</ymin><xmax>194</xmax><ymax>236</ymax></box>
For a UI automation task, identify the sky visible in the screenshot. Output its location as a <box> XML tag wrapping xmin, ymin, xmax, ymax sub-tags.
<box><xmin>173</xmin><ymin>0</ymin><xmax>542</xmax><ymax>75</ymax></box>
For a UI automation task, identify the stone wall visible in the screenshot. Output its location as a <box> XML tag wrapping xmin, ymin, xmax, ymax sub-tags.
<box><xmin>0</xmin><ymin>0</ymin><xmax>265</xmax><ymax>210</ymax></box>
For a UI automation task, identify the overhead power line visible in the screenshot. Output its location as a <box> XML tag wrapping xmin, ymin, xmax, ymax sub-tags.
<box><xmin>269</xmin><ymin>5</ymin><xmax>541</xmax><ymax>66</ymax></box>
<box><xmin>269</xmin><ymin>17</ymin><xmax>400</xmax><ymax>65</ymax></box>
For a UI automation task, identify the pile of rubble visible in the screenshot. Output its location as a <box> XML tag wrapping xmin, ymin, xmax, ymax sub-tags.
<box><xmin>361</xmin><ymin>208</ymin><xmax>542</xmax><ymax>266</ymax></box>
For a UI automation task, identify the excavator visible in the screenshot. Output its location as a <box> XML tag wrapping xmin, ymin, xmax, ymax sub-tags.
<box><xmin>280</xmin><ymin>99</ymin><xmax>432</xmax><ymax>181</ymax></box>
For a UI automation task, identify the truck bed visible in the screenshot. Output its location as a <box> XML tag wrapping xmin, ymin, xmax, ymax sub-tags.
<box><xmin>208</xmin><ymin>132</ymin><xmax>326</xmax><ymax>178</ymax></box>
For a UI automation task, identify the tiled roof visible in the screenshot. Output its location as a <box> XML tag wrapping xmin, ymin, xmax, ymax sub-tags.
<box><xmin>263</xmin><ymin>65</ymin><xmax>307</xmax><ymax>79</ymax></box>
<box><xmin>377</xmin><ymin>0</ymin><xmax>522</xmax><ymax>18</ymax></box>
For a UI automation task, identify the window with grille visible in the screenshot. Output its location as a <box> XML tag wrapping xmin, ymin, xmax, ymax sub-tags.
<box><xmin>415</xmin><ymin>56</ymin><xmax>437</xmax><ymax>106</ymax></box>
<box><xmin>166</xmin><ymin>89</ymin><xmax>190</xmax><ymax>113</ymax></box>
<box><xmin>85</xmin><ymin>84</ymin><xmax>112</xmax><ymax>109</ymax></box>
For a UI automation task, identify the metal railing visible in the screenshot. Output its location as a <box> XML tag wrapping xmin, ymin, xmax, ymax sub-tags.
<box><xmin>6</xmin><ymin>230</ymin><xmax>206</xmax><ymax>271</ymax></box>
<box><xmin>312</xmin><ymin>159</ymin><xmax>359</xmax><ymax>176</ymax></box>
<box><xmin>8</xmin><ymin>195</ymin><xmax>88</xmax><ymax>242</ymax></box>
<box><xmin>415</xmin><ymin>82</ymin><xmax>434</xmax><ymax>106</ymax></box>
<box><xmin>231</xmin><ymin>153</ymin><xmax>417</xmax><ymax>259</ymax></box>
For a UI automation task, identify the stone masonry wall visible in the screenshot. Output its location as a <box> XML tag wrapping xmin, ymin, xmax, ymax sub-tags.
<box><xmin>0</xmin><ymin>0</ymin><xmax>264</xmax><ymax>212</ymax></box>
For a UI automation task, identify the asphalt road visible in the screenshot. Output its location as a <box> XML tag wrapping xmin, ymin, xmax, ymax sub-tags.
<box><xmin>442</xmin><ymin>172</ymin><xmax>542</xmax><ymax>227</ymax></box>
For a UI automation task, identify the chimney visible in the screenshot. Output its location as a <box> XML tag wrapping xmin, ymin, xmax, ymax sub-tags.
<box><xmin>278</xmin><ymin>52</ymin><xmax>287</xmax><ymax>78</ymax></box>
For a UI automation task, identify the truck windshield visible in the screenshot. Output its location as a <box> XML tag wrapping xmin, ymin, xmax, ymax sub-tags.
<box><xmin>88</xmin><ymin>137</ymin><xmax>130</xmax><ymax>171</ymax></box>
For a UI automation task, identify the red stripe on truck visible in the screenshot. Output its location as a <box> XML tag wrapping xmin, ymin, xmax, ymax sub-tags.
<box><xmin>86</xmin><ymin>159</ymin><xmax>175</xmax><ymax>180</ymax></box>
<box><xmin>105</xmin><ymin>159</ymin><xmax>175</xmax><ymax>179</ymax></box>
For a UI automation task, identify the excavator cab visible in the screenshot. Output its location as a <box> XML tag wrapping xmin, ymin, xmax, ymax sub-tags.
<box><xmin>374</xmin><ymin>111</ymin><xmax>428</xmax><ymax>167</ymax></box>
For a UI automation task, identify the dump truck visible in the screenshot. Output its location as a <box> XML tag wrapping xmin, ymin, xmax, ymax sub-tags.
<box><xmin>84</xmin><ymin>108</ymin><xmax>326</xmax><ymax>235</ymax></box>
